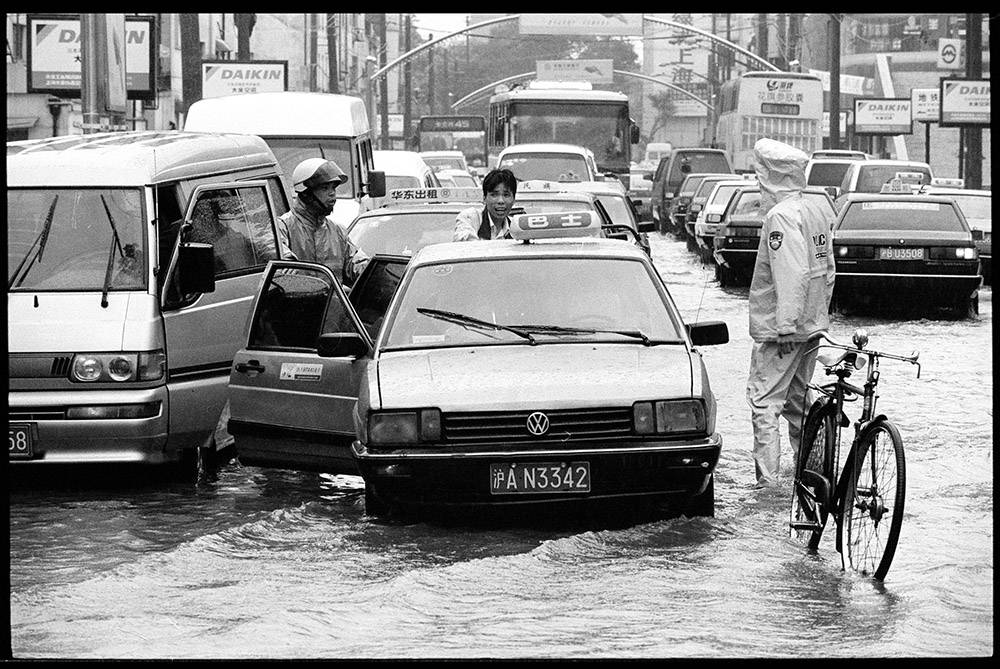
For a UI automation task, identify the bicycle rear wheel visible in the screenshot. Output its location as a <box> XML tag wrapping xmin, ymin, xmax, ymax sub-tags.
<box><xmin>838</xmin><ymin>419</ymin><xmax>905</xmax><ymax>581</ymax></box>
<box><xmin>790</xmin><ymin>399</ymin><xmax>836</xmax><ymax>550</ymax></box>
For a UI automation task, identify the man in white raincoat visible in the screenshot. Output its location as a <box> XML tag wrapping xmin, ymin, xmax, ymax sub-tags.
<box><xmin>746</xmin><ymin>138</ymin><xmax>836</xmax><ymax>487</ymax></box>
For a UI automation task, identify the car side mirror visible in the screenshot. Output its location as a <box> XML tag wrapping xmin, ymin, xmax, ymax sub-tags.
<box><xmin>317</xmin><ymin>332</ymin><xmax>371</xmax><ymax>358</ymax></box>
<box><xmin>637</xmin><ymin>220</ymin><xmax>656</xmax><ymax>233</ymax></box>
<box><xmin>177</xmin><ymin>242</ymin><xmax>216</xmax><ymax>295</ymax></box>
<box><xmin>686</xmin><ymin>320</ymin><xmax>729</xmax><ymax>346</ymax></box>
<box><xmin>367</xmin><ymin>170</ymin><xmax>386</xmax><ymax>198</ymax></box>
<box><xmin>630</xmin><ymin>123</ymin><xmax>640</xmax><ymax>144</ymax></box>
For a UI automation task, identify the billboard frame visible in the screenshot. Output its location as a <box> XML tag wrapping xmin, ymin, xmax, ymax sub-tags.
<box><xmin>938</xmin><ymin>76</ymin><xmax>991</xmax><ymax>127</ymax></box>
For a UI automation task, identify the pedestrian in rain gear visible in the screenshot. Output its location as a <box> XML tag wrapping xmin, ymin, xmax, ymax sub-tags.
<box><xmin>453</xmin><ymin>168</ymin><xmax>517</xmax><ymax>241</ymax></box>
<box><xmin>746</xmin><ymin>138</ymin><xmax>836</xmax><ymax>487</ymax></box>
<box><xmin>278</xmin><ymin>158</ymin><xmax>368</xmax><ymax>286</ymax></box>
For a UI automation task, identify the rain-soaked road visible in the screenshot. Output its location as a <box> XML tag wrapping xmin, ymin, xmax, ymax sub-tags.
<box><xmin>8</xmin><ymin>233</ymin><xmax>993</xmax><ymax>659</ymax></box>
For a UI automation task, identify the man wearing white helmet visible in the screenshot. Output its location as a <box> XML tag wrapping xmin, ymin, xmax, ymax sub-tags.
<box><xmin>746</xmin><ymin>138</ymin><xmax>836</xmax><ymax>488</ymax></box>
<box><xmin>278</xmin><ymin>157</ymin><xmax>368</xmax><ymax>286</ymax></box>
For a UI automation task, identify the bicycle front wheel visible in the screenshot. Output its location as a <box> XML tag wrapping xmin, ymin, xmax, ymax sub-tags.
<box><xmin>790</xmin><ymin>399</ymin><xmax>836</xmax><ymax>550</ymax></box>
<box><xmin>839</xmin><ymin>419</ymin><xmax>905</xmax><ymax>581</ymax></box>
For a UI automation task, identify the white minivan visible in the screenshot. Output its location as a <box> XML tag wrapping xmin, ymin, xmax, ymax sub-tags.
<box><xmin>8</xmin><ymin>131</ymin><xmax>290</xmax><ymax>472</ymax></box>
<box><xmin>184</xmin><ymin>91</ymin><xmax>386</xmax><ymax>228</ymax></box>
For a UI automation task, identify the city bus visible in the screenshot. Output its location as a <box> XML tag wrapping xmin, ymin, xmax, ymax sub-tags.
<box><xmin>416</xmin><ymin>115</ymin><xmax>488</xmax><ymax>172</ymax></box>
<box><xmin>714</xmin><ymin>72</ymin><xmax>824</xmax><ymax>171</ymax></box>
<box><xmin>488</xmin><ymin>80</ymin><xmax>639</xmax><ymax>178</ymax></box>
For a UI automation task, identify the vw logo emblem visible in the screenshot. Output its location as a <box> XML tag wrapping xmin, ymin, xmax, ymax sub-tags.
<box><xmin>526</xmin><ymin>411</ymin><xmax>550</xmax><ymax>436</ymax></box>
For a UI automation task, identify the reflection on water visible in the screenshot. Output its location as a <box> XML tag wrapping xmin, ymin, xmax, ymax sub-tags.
<box><xmin>8</xmin><ymin>235</ymin><xmax>992</xmax><ymax>659</ymax></box>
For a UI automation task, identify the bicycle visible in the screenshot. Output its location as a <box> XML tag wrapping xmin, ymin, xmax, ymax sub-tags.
<box><xmin>789</xmin><ymin>329</ymin><xmax>921</xmax><ymax>581</ymax></box>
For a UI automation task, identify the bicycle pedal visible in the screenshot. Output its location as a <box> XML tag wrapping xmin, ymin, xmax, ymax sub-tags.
<box><xmin>789</xmin><ymin>521</ymin><xmax>823</xmax><ymax>531</ymax></box>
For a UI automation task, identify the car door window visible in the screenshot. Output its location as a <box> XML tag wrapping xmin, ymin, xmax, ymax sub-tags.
<box><xmin>249</xmin><ymin>264</ymin><xmax>358</xmax><ymax>351</ymax></box>
<box><xmin>187</xmin><ymin>185</ymin><xmax>278</xmax><ymax>278</ymax></box>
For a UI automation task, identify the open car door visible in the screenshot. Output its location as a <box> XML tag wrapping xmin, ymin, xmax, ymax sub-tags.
<box><xmin>227</xmin><ymin>255</ymin><xmax>407</xmax><ymax>472</ymax></box>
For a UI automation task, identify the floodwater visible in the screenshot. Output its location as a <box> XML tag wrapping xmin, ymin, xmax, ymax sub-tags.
<box><xmin>8</xmin><ymin>233</ymin><xmax>993</xmax><ymax>659</ymax></box>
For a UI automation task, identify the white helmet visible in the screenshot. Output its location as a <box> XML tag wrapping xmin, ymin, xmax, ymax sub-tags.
<box><xmin>291</xmin><ymin>158</ymin><xmax>349</xmax><ymax>193</ymax></box>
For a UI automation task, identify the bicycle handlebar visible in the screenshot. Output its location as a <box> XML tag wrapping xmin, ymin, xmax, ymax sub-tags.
<box><xmin>812</xmin><ymin>332</ymin><xmax>921</xmax><ymax>378</ymax></box>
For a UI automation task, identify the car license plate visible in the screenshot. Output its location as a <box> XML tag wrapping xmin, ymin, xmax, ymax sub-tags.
<box><xmin>9</xmin><ymin>423</ymin><xmax>34</xmax><ymax>460</ymax></box>
<box><xmin>879</xmin><ymin>247</ymin><xmax>924</xmax><ymax>260</ymax></box>
<box><xmin>489</xmin><ymin>461</ymin><xmax>590</xmax><ymax>494</ymax></box>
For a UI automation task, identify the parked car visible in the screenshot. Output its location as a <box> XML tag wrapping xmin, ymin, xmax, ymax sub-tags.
<box><xmin>683</xmin><ymin>174</ymin><xmax>750</xmax><ymax>243</ymax></box>
<box><xmin>831</xmin><ymin>186</ymin><xmax>981</xmax><ymax>317</ymax></box>
<box><xmin>809</xmin><ymin>149</ymin><xmax>869</xmax><ymax>161</ymax></box>
<box><xmin>650</xmin><ymin>148</ymin><xmax>734</xmax><ymax>235</ymax></box>
<box><xmin>833</xmin><ymin>159</ymin><xmax>934</xmax><ymax>211</ymax></box>
<box><xmin>627</xmin><ymin>168</ymin><xmax>654</xmax><ymax>222</ymax></box>
<box><xmin>8</xmin><ymin>131</ymin><xmax>291</xmax><ymax>471</ymax></box>
<box><xmin>228</xmin><ymin>211</ymin><xmax>729</xmax><ymax>519</ymax></box>
<box><xmin>712</xmin><ymin>186</ymin><xmax>837</xmax><ymax>286</ymax></box>
<box><xmin>497</xmin><ymin>143</ymin><xmax>599</xmax><ymax>183</ymax></box>
<box><xmin>918</xmin><ymin>187</ymin><xmax>992</xmax><ymax>285</ymax></box>
<box><xmin>691</xmin><ymin>179</ymin><xmax>757</xmax><ymax>262</ymax></box>
<box><xmin>664</xmin><ymin>173</ymin><xmax>734</xmax><ymax>237</ymax></box>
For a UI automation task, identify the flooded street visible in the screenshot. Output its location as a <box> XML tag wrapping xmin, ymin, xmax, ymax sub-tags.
<box><xmin>8</xmin><ymin>233</ymin><xmax>993</xmax><ymax>659</ymax></box>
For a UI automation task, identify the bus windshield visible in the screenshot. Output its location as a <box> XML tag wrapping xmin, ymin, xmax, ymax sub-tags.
<box><xmin>510</xmin><ymin>102</ymin><xmax>629</xmax><ymax>174</ymax></box>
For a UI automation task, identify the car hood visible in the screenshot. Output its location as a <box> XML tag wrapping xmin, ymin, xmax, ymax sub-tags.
<box><xmin>375</xmin><ymin>344</ymin><xmax>694</xmax><ymax>411</ymax></box>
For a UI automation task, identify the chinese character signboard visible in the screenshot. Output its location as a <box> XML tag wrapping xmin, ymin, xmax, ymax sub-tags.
<box><xmin>910</xmin><ymin>88</ymin><xmax>940</xmax><ymax>122</ymax></box>
<box><xmin>939</xmin><ymin>78</ymin><xmax>990</xmax><ymax>126</ymax></box>
<box><xmin>536</xmin><ymin>60</ymin><xmax>614</xmax><ymax>84</ymax></box>
<box><xmin>201</xmin><ymin>61</ymin><xmax>288</xmax><ymax>98</ymax></box>
<box><xmin>519</xmin><ymin>14</ymin><xmax>642</xmax><ymax>35</ymax></box>
<box><xmin>854</xmin><ymin>98</ymin><xmax>913</xmax><ymax>135</ymax></box>
<box><xmin>419</xmin><ymin>116</ymin><xmax>486</xmax><ymax>132</ymax></box>
<box><xmin>652</xmin><ymin>13</ymin><xmax>710</xmax><ymax>117</ymax></box>
<box><xmin>27</xmin><ymin>14</ymin><xmax>155</xmax><ymax>100</ymax></box>
<box><xmin>807</xmin><ymin>68</ymin><xmax>876</xmax><ymax>97</ymax></box>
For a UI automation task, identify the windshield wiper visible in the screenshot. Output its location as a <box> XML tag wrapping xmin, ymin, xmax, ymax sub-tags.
<box><xmin>417</xmin><ymin>308</ymin><xmax>537</xmax><ymax>345</ymax></box>
<box><xmin>9</xmin><ymin>195</ymin><xmax>59</xmax><ymax>289</ymax></box>
<box><xmin>99</xmin><ymin>194</ymin><xmax>125</xmax><ymax>308</ymax></box>
<box><xmin>512</xmin><ymin>323</ymin><xmax>654</xmax><ymax>346</ymax></box>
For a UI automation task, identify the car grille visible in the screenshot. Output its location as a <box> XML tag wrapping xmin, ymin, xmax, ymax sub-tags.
<box><xmin>442</xmin><ymin>407</ymin><xmax>633</xmax><ymax>445</ymax></box>
<box><xmin>8</xmin><ymin>355</ymin><xmax>73</xmax><ymax>378</ymax></box>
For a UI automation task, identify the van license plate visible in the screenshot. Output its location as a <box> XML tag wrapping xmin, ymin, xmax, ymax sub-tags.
<box><xmin>879</xmin><ymin>247</ymin><xmax>924</xmax><ymax>260</ymax></box>
<box><xmin>489</xmin><ymin>462</ymin><xmax>590</xmax><ymax>494</ymax></box>
<box><xmin>9</xmin><ymin>423</ymin><xmax>34</xmax><ymax>460</ymax></box>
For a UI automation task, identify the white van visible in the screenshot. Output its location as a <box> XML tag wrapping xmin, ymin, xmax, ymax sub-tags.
<box><xmin>184</xmin><ymin>92</ymin><xmax>386</xmax><ymax>228</ymax></box>
<box><xmin>644</xmin><ymin>142</ymin><xmax>673</xmax><ymax>166</ymax></box>
<box><xmin>8</xmin><ymin>131</ymin><xmax>290</xmax><ymax>472</ymax></box>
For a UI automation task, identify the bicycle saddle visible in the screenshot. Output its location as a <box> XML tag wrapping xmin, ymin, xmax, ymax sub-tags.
<box><xmin>818</xmin><ymin>349</ymin><xmax>867</xmax><ymax>370</ymax></box>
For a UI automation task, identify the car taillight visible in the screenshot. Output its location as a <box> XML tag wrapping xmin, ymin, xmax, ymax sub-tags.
<box><xmin>835</xmin><ymin>245</ymin><xmax>875</xmax><ymax>259</ymax></box>
<box><xmin>928</xmin><ymin>246</ymin><xmax>977</xmax><ymax>260</ymax></box>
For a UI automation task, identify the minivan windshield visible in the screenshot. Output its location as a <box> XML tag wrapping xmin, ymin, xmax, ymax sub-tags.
<box><xmin>8</xmin><ymin>188</ymin><xmax>147</xmax><ymax>292</ymax></box>
<box><xmin>263</xmin><ymin>138</ymin><xmax>355</xmax><ymax>195</ymax></box>
<box><xmin>382</xmin><ymin>257</ymin><xmax>683</xmax><ymax>350</ymax></box>
<box><xmin>499</xmin><ymin>152</ymin><xmax>591</xmax><ymax>182</ymax></box>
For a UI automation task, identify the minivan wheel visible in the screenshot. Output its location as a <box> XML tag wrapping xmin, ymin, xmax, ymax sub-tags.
<box><xmin>364</xmin><ymin>483</ymin><xmax>390</xmax><ymax>517</ymax></box>
<box><xmin>683</xmin><ymin>474</ymin><xmax>715</xmax><ymax>517</ymax></box>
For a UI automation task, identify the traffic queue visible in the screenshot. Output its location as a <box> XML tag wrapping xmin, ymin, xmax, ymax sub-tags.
<box><xmin>7</xmin><ymin>125</ymin><xmax>986</xmax><ymax>522</ymax></box>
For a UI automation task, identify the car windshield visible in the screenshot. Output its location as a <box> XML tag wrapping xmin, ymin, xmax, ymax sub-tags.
<box><xmin>728</xmin><ymin>191</ymin><xmax>835</xmax><ymax>222</ymax></box>
<box><xmin>385</xmin><ymin>175</ymin><xmax>422</xmax><ymax>191</ymax></box>
<box><xmin>679</xmin><ymin>177</ymin><xmax>706</xmax><ymax>197</ymax></box>
<box><xmin>348</xmin><ymin>210</ymin><xmax>459</xmax><ymax>256</ymax></box>
<box><xmin>382</xmin><ymin>257</ymin><xmax>683</xmax><ymax>350</ymax></box>
<box><xmin>447</xmin><ymin>173</ymin><xmax>478</xmax><ymax>188</ymax></box>
<box><xmin>693</xmin><ymin>178</ymin><xmax>728</xmax><ymax>202</ymax></box>
<box><xmin>945</xmin><ymin>194</ymin><xmax>992</xmax><ymax>230</ymax></box>
<box><xmin>839</xmin><ymin>200</ymin><xmax>966</xmax><ymax>232</ymax></box>
<box><xmin>670</xmin><ymin>153</ymin><xmax>730</xmax><ymax>185</ymax></box>
<box><xmin>589</xmin><ymin>195</ymin><xmax>631</xmax><ymax>226</ymax></box>
<box><xmin>708</xmin><ymin>184</ymin><xmax>741</xmax><ymax>208</ymax></box>
<box><xmin>499</xmin><ymin>153</ymin><xmax>590</xmax><ymax>182</ymax></box>
<box><xmin>424</xmin><ymin>157</ymin><xmax>466</xmax><ymax>171</ymax></box>
<box><xmin>264</xmin><ymin>137</ymin><xmax>354</xmax><ymax>195</ymax></box>
<box><xmin>807</xmin><ymin>162</ymin><xmax>853</xmax><ymax>187</ymax></box>
<box><xmin>8</xmin><ymin>188</ymin><xmax>147</xmax><ymax>292</ymax></box>
<box><xmin>855</xmin><ymin>165</ymin><xmax>932</xmax><ymax>193</ymax></box>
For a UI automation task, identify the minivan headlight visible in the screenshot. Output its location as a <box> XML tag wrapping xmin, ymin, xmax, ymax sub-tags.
<box><xmin>70</xmin><ymin>350</ymin><xmax>165</xmax><ymax>383</ymax></box>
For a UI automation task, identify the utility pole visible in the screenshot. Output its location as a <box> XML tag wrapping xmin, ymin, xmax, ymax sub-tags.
<box><xmin>964</xmin><ymin>13</ymin><xmax>982</xmax><ymax>189</ymax></box>
<box><xmin>787</xmin><ymin>14</ymin><xmax>801</xmax><ymax>70</ymax></box>
<box><xmin>428</xmin><ymin>36</ymin><xmax>435</xmax><ymax>116</ymax></box>
<box><xmin>776</xmin><ymin>13</ymin><xmax>787</xmax><ymax>70</ymax></box>
<box><xmin>179</xmin><ymin>13</ymin><xmax>202</xmax><ymax>117</ymax></box>
<box><xmin>327</xmin><ymin>14</ymin><xmax>339</xmax><ymax>93</ymax></box>
<box><xmin>708</xmin><ymin>13</ymin><xmax>718</xmax><ymax>146</ymax></box>
<box><xmin>724</xmin><ymin>14</ymin><xmax>732</xmax><ymax>81</ymax></box>
<box><xmin>756</xmin><ymin>14</ymin><xmax>768</xmax><ymax>65</ymax></box>
<box><xmin>403</xmin><ymin>14</ymin><xmax>412</xmax><ymax>148</ymax></box>
<box><xmin>829</xmin><ymin>15</ymin><xmax>841</xmax><ymax>149</ymax></box>
<box><xmin>309</xmin><ymin>14</ymin><xmax>318</xmax><ymax>91</ymax></box>
<box><xmin>235</xmin><ymin>13</ymin><xmax>255</xmax><ymax>60</ymax></box>
<box><xmin>80</xmin><ymin>14</ymin><xmax>100</xmax><ymax>133</ymax></box>
<box><xmin>378</xmin><ymin>13</ymin><xmax>389</xmax><ymax>149</ymax></box>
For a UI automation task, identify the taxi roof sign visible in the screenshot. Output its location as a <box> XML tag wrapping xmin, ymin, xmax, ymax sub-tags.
<box><xmin>881</xmin><ymin>177</ymin><xmax>917</xmax><ymax>194</ymax></box>
<box><xmin>894</xmin><ymin>171</ymin><xmax>926</xmax><ymax>185</ymax></box>
<box><xmin>386</xmin><ymin>186</ymin><xmax>482</xmax><ymax>205</ymax></box>
<box><xmin>930</xmin><ymin>177</ymin><xmax>965</xmax><ymax>188</ymax></box>
<box><xmin>509</xmin><ymin>210</ymin><xmax>601</xmax><ymax>241</ymax></box>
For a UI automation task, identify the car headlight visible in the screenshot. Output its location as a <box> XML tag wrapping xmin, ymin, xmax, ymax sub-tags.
<box><xmin>706</xmin><ymin>214</ymin><xmax>723</xmax><ymax>223</ymax></box>
<box><xmin>368</xmin><ymin>408</ymin><xmax>442</xmax><ymax>445</ymax></box>
<box><xmin>70</xmin><ymin>350</ymin><xmax>165</xmax><ymax>383</ymax></box>
<box><xmin>633</xmin><ymin>400</ymin><xmax>706</xmax><ymax>435</ymax></box>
